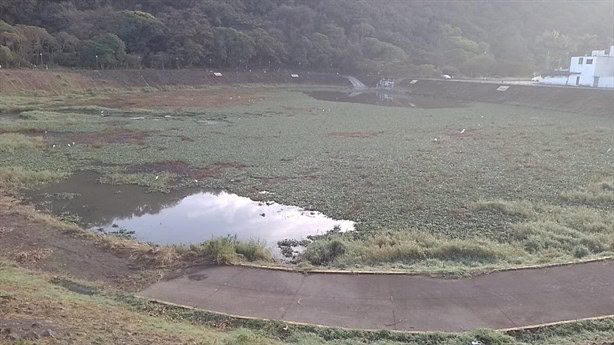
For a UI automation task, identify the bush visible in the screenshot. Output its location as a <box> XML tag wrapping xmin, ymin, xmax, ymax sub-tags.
<box><xmin>302</xmin><ymin>239</ymin><xmax>347</xmax><ymax>265</ymax></box>
<box><xmin>573</xmin><ymin>245</ymin><xmax>590</xmax><ymax>259</ymax></box>
<box><xmin>190</xmin><ymin>236</ymin><xmax>272</xmax><ymax>265</ymax></box>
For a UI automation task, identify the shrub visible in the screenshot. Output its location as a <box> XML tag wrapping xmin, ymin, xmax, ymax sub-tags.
<box><xmin>302</xmin><ymin>239</ymin><xmax>347</xmax><ymax>265</ymax></box>
<box><xmin>573</xmin><ymin>246</ymin><xmax>590</xmax><ymax>259</ymax></box>
<box><xmin>190</xmin><ymin>236</ymin><xmax>272</xmax><ymax>265</ymax></box>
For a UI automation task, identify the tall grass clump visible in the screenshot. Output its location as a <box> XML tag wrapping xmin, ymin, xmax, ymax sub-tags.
<box><xmin>302</xmin><ymin>239</ymin><xmax>347</xmax><ymax>265</ymax></box>
<box><xmin>0</xmin><ymin>133</ymin><xmax>43</xmax><ymax>153</ymax></box>
<box><xmin>0</xmin><ymin>166</ymin><xmax>66</xmax><ymax>190</ymax></box>
<box><xmin>300</xmin><ymin>231</ymin><xmax>522</xmax><ymax>270</ymax></box>
<box><xmin>189</xmin><ymin>236</ymin><xmax>273</xmax><ymax>264</ymax></box>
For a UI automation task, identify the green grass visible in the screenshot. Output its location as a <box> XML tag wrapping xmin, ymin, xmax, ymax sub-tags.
<box><xmin>1</xmin><ymin>86</ymin><xmax>613</xmax><ymax>273</ymax></box>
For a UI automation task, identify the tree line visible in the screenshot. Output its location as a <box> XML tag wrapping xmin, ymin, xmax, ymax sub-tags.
<box><xmin>1</xmin><ymin>0</ymin><xmax>612</xmax><ymax>77</ymax></box>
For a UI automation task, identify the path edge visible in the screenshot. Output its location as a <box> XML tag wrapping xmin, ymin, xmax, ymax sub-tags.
<box><xmin>235</xmin><ymin>256</ymin><xmax>613</xmax><ymax>277</ymax></box>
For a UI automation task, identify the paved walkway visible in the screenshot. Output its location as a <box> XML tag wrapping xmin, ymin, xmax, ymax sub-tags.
<box><xmin>138</xmin><ymin>261</ymin><xmax>614</xmax><ymax>332</ymax></box>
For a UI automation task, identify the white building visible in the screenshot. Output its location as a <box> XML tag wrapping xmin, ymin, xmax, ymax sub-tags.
<box><xmin>541</xmin><ymin>46</ymin><xmax>614</xmax><ymax>88</ymax></box>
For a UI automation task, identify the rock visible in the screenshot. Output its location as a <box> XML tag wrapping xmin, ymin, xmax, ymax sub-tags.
<box><xmin>41</xmin><ymin>329</ymin><xmax>57</xmax><ymax>338</ymax></box>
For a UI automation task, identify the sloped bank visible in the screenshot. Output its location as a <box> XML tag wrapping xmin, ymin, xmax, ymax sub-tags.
<box><xmin>400</xmin><ymin>79</ymin><xmax>614</xmax><ymax>115</ymax></box>
<box><xmin>0</xmin><ymin>69</ymin><xmax>350</xmax><ymax>93</ymax></box>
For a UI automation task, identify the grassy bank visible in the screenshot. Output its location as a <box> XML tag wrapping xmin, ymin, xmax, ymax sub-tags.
<box><xmin>1</xmin><ymin>85</ymin><xmax>613</xmax><ymax>273</ymax></box>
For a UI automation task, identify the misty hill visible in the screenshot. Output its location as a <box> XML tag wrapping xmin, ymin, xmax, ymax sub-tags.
<box><xmin>1</xmin><ymin>0</ymin><xmax>612</xmax><ymax>77</ymax></box>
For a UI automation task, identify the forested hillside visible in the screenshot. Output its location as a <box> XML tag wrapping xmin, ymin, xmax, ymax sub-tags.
<box><xmin>1</xmin><ymin>0</ymin><xmax>612</xmax><ymax>77</ymax></box>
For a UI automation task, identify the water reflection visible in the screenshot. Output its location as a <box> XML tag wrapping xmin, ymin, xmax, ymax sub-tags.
<box><xmin>27</xmin><ymin>172</ymin><xmax>354</xmax><ymax>252</ymax></box>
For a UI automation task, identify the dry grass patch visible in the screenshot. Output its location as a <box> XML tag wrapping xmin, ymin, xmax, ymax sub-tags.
<box><xmin>0</xmin><ymin>133</ymin><xmax>43</xmax><ymax>153</ymax></box>
<box><xmin>561</xmin><ymin>180</ymin><xmax>614</xmax><ymax>202</ymax></box>
<box><xmin>15</xmin><ymin>249</ymin><xmax>54</xmax><ymax>264</ymax></box>
<box><xmin>0</xmin><ymin>194</ymin><xmax>81</xmax><ymax>233</ymax></box>
<box><xmin>0</xmin><ymin>167</ymin><xmax>67</xmax><ymax>191</ymax></box>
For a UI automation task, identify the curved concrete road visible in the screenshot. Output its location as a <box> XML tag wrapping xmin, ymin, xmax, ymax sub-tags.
<box><xmin>138</xmin><ymin>261</ymin><xmax>614</xmax><ymax>332</ymax></box>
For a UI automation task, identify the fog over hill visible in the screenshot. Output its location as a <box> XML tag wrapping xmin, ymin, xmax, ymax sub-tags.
<box><xmin>1</xmin><ymin>0</ymin><xmax>612</xmax><ymax>76</ymax></box>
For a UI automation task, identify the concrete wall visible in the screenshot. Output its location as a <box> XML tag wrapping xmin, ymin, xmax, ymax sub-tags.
<box><xmin>400</xmin><ymin>79</ymin><xmax>614</xmax><ymax>115</ymax></box>
<box><xmin>598</xmin><ymin>76</ymin><xmax>614</xmax><ymax>88</ymax></box>
<box><xmin>542</xmin><ymin>75</ymin><xmax>570</xmax><ymax>86</ymax></box>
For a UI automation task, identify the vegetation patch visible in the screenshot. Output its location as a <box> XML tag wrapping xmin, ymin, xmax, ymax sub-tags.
<box><xmin>0</xmin><ymin>133</ymin><xmax>43</xmax><ymax>153</ymax></box>
<box><xmin>186</xmin><ymin>236</ymin><xmax>273</xmax><ymax>265</ymax></box>
<box><xmin>2</xmin><ymin>87</ymin><xmax>613</xmax><ymax>274</ymax></box>
<box><xmin>126</xmin><ymin>160</ymin><xmax>248</xmax><ymax>180</ymax></box>
<box><xmin>0</xmin><ymin>167</ymin><xmax>67</xmax><ymax>191</ymax></box>
<box><xmin>98</xmin><ymin>172</ymin><xmax>177</xmax><ymax>193</ymax></box>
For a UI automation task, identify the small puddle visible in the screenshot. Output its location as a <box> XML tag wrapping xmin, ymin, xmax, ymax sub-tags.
<box><xmin>306</xmin><ymin>91</ymin><xmax>465</xmax><ymax>109</ymax></box>
<box><xmin>26</xmin><ymin>172</ymin><xmax>354</xmax><ymax>256</ymax></box>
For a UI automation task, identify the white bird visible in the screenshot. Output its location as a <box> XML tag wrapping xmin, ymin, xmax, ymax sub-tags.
<box><xmin>52</xmin><ymin>144</ymin><xmax>56</xmax><ymax>148</ymax></box>
<box><xmin>72</xmin><ymin>142</ymin><xmax>75</xmax><ymax>145</ymax></box>
<box><xmin>460</xmin><ymin>129</ymin><xmax>466</xmax><ymax>134</ymax></box>
<box><xmin>67</xmin><ymin>144</ymin><xmax>71</xmax><ymax>147</ymax></box>
<box><xmin>155</xmin><ymin>176</ymin><xmax>159</xmax><ymax>180</ymax></box>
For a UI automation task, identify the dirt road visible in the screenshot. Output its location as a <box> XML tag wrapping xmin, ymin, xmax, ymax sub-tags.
<box><xmin>139</xmin><ymin>261</ymin><xmax>614</xmax><ymax>332</ymax></box>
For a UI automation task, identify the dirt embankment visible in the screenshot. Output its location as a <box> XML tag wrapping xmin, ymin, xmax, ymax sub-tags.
<box><xmin>0</xmin><ymin>69</ymin><xmax>350</xmax><ymax>93</ymax></box>
<box><xmin>400</xmin><ymin>79</ymin><xmax>614</xmax><ymax>115</ymax></box>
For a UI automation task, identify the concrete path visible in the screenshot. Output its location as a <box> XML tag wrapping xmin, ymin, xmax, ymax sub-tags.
<box><xmin>138</xmin><ymin>261</ymin><xmax>614</xmax><ymax>332</ymax></box>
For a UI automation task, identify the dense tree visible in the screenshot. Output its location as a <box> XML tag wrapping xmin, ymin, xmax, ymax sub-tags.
<box><xmin>0</xmin><ymin>0</ymin><xmax>611</xmax><ymax>76</ymax></box>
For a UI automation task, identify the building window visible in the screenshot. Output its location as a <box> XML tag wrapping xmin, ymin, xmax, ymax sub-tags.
<box><xmin>578</xmin><ymin>57</ymin><xmax>584</xmax><ymax>64</ymax></box>
<box><xmin>587</xmin><ymin>59</ymin><xmax>593</xmax><ymax>65</ymax></box>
